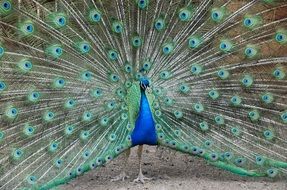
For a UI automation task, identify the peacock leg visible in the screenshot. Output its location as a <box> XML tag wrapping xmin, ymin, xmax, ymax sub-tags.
<box><xmin>111</xmin><ymin>148</ymin><xmax>131</xmax><ymax>182</ymax></box>
<box><xmin>133</xmin><ymin>145</ymin><xmax>152</xmax><ymax>183</ymax></box>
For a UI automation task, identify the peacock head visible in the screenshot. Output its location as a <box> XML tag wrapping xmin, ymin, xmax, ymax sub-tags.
<box><xmin>139</xmin><ymin>77</ymin><xmax>150</xmax><ymax>90</ymax></box>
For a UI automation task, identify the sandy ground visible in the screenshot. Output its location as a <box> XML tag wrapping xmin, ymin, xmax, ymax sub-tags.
<box><xmin>59</xmin><ymin>146</ymin><xmax>287</xmax><ymax>190</ymax></box>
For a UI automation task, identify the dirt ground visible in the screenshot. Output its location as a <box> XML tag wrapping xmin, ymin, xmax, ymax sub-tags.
<box><xmin>59</xmin><ymin>146</ymin><xmax>287</xmax><ymax>190</ymax></box>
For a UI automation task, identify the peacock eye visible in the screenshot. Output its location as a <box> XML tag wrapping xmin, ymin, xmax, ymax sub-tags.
<box><xmin>181</xmin><ymin>12</ymin><xmax>187</xmax><ymax>18</ymax></box>
<box><xmin>245</xmin><ymin>19</ymin><xmax>251</xmax><ymax>25</ymax></box>
<box><xmin>58</xmin><ymin>17</ymin><xmax>65</xmax><ymax>25</ymax></box>
<box><xmin>276</xmin><ymin>34</ymin><xmax>284</xmax><ymax>41</ymax></box>
<box><xmin>26</xmin><ymin>25</ymin><xmax>33</xmax><ymax>31</ymax></box>
<box><xmin>3</xmin><ymin>2</ymin><xmax>11</xmax><ymax>10</ymax></box>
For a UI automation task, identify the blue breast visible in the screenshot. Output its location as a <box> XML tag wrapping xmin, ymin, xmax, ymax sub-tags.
<box><xmin>131</xmin><ymin>90</ymin><xmax>158</xmax><ymax>146</ymax></box>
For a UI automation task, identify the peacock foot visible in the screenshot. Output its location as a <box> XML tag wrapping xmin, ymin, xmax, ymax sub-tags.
<box><xmin>111</xmin><ymin>171</ymin><xmax>130</xmax><ymax>182</ymax></box>
<box><xmin>161</xmin><ymin>174</ymin><xmax>171</xmax><ymax>180</ymax></box>
<box><xmin>133</xmin><ymin>172</ymin><xmax>152</xmax><ymax>183</ymax></box>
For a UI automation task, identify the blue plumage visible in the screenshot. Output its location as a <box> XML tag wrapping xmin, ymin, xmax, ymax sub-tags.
<box><xmin>131</xmin><ymin>79</ymin><xmax>157</xmax><ymax>146</ymax></box>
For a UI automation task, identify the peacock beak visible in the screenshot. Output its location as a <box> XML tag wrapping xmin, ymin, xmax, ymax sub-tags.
<box><xmin>140</xmin><ymin>81</ymin><xmax>147</xmax><ymax>90</ymax></box>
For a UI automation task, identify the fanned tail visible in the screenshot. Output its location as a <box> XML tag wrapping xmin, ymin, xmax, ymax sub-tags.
<box><xmin>151</xmin><ymin>0</ymin><xmax>287</xmax><ymax>178</ymax></box>
<box><xmin>0</xmin><ymin>0</ymin><xmax>137</xmax><ymax>189</ymax></box>
<box><xmin>0</xmin><ymin>0</ymin><xmax>287</xmax><ymax>189</ymax></box>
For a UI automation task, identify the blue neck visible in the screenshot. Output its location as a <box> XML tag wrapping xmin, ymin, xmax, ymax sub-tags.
<box><xmin>131</xmin><ymin>89</ymin><xmax>157</xmax><ymax>146</ymax></box>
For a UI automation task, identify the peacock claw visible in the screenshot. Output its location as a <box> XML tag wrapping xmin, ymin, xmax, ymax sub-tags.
<box><xmin>111</xmin><ymin>172</ymin><xmax>130</xmax><ymax>182</ymax></box>
<box><xmin>133</xmin><ymin>173</ymin><xmax>152</xmax><ymax>183</ymax></box>
<box><xmin>161</xmin><ymin>174</ymin><xmax>171</xmax><ymax>180</ymax></box>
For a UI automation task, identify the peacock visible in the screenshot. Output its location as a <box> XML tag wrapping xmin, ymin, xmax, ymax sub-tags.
<box><xmin>0</xmin><ymin>0</ymin><xmax>287</xmax><ymax>189</ymax></box>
